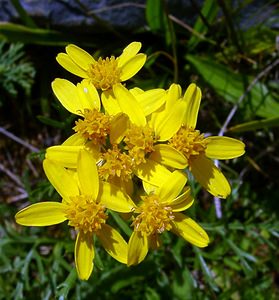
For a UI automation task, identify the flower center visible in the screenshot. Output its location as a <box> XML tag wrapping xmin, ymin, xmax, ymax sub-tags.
<box><xmin>87</xmin><ymin>56</ymin><xmax>121</xmax><ymax>90</ymax></box>
<box><xmin>124</xmin><ymin>124</ymin><xmax>156</xmax><ymax>165</ymax></box>
<box><xmin>169</xmin><ymin>126</ymin><xmax>208</xmax><ymax>161</ymax></box>
<box><xmin>132</xmin><ymin>195</ymin><xmax>174</xmax><ymax>236</ymax></box>
<box><xmin>98</xmin><ymin>145</ymin><xmax>134</xmax><ymax>182</ymax></box>
<box><xmin>65</xmin><ymin>195</ymin><xmax>107</xmax><ymax>234</ymax></box>
<box><xmin>73</xmin><ymin>109</ymin><xmax>111</xmax><ymax>145</ymax></box>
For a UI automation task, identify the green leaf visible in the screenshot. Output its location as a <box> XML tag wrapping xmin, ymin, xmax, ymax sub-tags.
<box><xmin>146</xmin><ymin>0</ymin><xmax>166</xmax><ymax>32</ymax></box>
<box><xmin>109</xmin><ymin>211</ymin><xmax>132</xmax><ymax>237</ymax></box>
<box><xmin>229</xmin><ymin>116</ymin><xmax>279</xmax><ymax>132</ymax></box>
<box><xmin>170</xmin><ymin>238</ymin><xmax>185</xmax><ymax>267</ymax></box>
<box><xmin>224</xmin><ymin>239</ymin><xmax>255</xmax><ymax>276</ymax></box>
<box><xmin>0</xmin><ymin>22</ymin><xmax>95</xmax><ymax>46</ymax></box>
<box><xmin>11</xmin><ymin>0</ymin><xmax>37</xmax><ymax>29</ymax></box>
<box><xmin>242</xmin><ymin>25</ymin><xmax>277</xmax><ymax>55</ymax></box>
<box><xmin>226</xmin><ymin>239</ymin><xmax>257</xmax><ymax>263</ymax></box>
<box><xmin>111</xmin><ymin>275</ymin><xmax>144</xmax><ymax>293</ymax></box>
<box><xmin>145</xmin><ymin>287</ymin><xmax>161</xmax><ymax>300</ymax></box>
<box><xmin>0</xmin><ymin>42</ymin><xmax>35</xmax><ymax>98</ymax></box>
<box><xmin>187</xmin><ymin>55</ymin><xmax>279</xmax><ymax>118</ymax></box>
<box><xmin>224</xmin><ymin>257</ymin><xmax>242</xmax><ymax>271</ymax></box>
<box><xmin>171</xmin><ymin>266</ymin><xmax>195</xmax><ymax>299</ymax></box>
<box><xmin>37</xmin><ymin>115</ymin><xmax>67</xmax><ymax>129</ymax></box>
<box><xmin>56</xmin><ymin>268</ymin><xmax>77</xmax><ymax>300</ymax></box>
<box><xmin>0</xmin><ymin>23</ymin><xmax>63</xmax><ymax>45</ymax></box>
<box><xmin>194</xmin><ymin>247</ymin><xmax>219</xmax><ymax>292</ymax></box>
<box><xmin>145</xmin><ymin>0</ymin><xmax>171</xmax><ymax>45</ymax></box>
<box><xmin>188</xmin><ymin>0</ymin><xmax>219</xmax><ymax>50</ymax></box>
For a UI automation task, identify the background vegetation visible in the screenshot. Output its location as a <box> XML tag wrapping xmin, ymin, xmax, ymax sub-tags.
<box><xmin>0</xmin><ymin>0</ymin><xmax>278</xmax><ymax>299</ymax></box>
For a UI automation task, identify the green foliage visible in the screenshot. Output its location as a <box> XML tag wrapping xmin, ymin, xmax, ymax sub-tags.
<box><xmin>0</xmin><ymin>0</ymin><xmax>278</xmax><ymax>299</ymax></box>
<box><xmin>0</xmin><ymin>42</ymin><xmax>35</xmax><ymax>100</ymax></box>
<box><xmin>187</xmin><ymin>0</ymin><xmax>219</xmax><ymax>50</ymax></box>
<box><xmin>186</xmin><ymin>54</ymin><xmax>279</xmax><ymax>119</ymax></box>
<box><xmin>229</xmin><ymin>116</ymin><xmax>279</xmax><ymax>132</ymax></box>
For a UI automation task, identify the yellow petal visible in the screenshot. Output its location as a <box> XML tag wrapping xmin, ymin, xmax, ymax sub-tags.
<box><xmin>190</xmin><ymin>155</ymin><xmax>231</xmax><ymax>198</ymax></box>
<box><xmin>77</xmin><ymin>150</ymin><xmax>99</xmax><ymax>199</ymax></box>
<box><xmin>205</xmin><ymin>136</ymin><xmax>245</xmax><ymax>159</ymax></box>
<box><xmin>84</xmin><ymin>142</ymin><xmax>101</xmax><ymax>161</ymax></box>
<box><xmin>62</xmin><ymin>133</ymin><xmax>86</xmax><ymax>146</ymax></box>
<box><xmin>165</xmin><ymin>83</ymin><xmax>182</xmax><ymax>110</ymax></box>
<box><xmin>183</xmin><ymin>83</ymin><xmax>202</xmax><ymax>129</ymax></box>
<box><xmin>120</xmin><ymin>54</ymin><xmax>147</xmax><ymax>81</ymax></box>
<box><xmin>149</xmin><ymin>144</ymin><xmax>188</xmax><ymax>169</ymax></box>
<box><xmin>129</xmin><ymin>87</ymin><xmax>144</xmax><ymax>96</ymax></box>
<box><xmin>134</xmin><ymin>159</ymin><xmax>171</xmax><ymax>186</ymax></box>
<box><xmin>157</xmin><ymin>171</ymin><xmax>187</xmax><ymax>203</ymax></box>
<box><xmin>65</xmin><ymin>44</ymin><xmax>95</xmax><ymax>70</ymax></box>
<box><xmin>117</xmin><ymin>41</ymin><xmax>142</xmax><ymax>67</ymax></box>
<box><xmin>76</xmin><ymin>79</ymin><xmax>100</xmax><ymax>111</ymax></box>
<box><xmin>75</xmin><ymin>232</ymin><xmax>94</xmax><ymax>280</ymax></box>
<box><xmin>46</xmin><ymin>145</ymin><xmax>82</xmax><ymax>168</ymax></box>
<box><xmin>101</xmin><ymin>90</ymin><xmax>122</xmax><ymax>115</ymax></box>
<box><xmin>98</xmin><ymin>182</ymin><xmax>135</xmax><ymax>212</ymax></box>
<box><xmin>52</xmin><ymin>79</ymin><xmax>83</xmax><ymax>116</ymax></box>
<box><xmin>142</xmin><ymin>181</ymin><xmax>158</xmax><ymax>195</ymax></box>
<box><xmin>128</xmin><ymin>231</ymin><xmax>149</xmax><ymax>266</ymax></box>
<box><xmin>15</xmin><ymin>202</ymin><xmax>67</xmax><ymax>226</ymax></box>
<box><xmin>43</xmin><ymin>159</ymin><xmax>79</xmax><ymax>198</ymax></box>
<box><xmin>136</xmin><ymin>89</ymin><xmax>166</xmax><ymax>116</ymax></box>
<box><xmin>152</xmin><ymin>100</ymin><xmax>186</xmax><ymax>141</ymax></box>
<box><xmin>109</xmin><ymin>177</ymin><xmax>134</xmax><ymax>197</ymax></box>
<box><xmin>170</xmin><ymin>187</ymin><xmax>194</xmax><ymax>212</ymax></box>
<box><xmin>56</xmin><ymin>53</ymin><xmax>88</xmax><ymax>78</ymax></box>
<box><xmin>110</xmin><ymin>113</ymin><xmax>130</xmax><ymax>144</ymax></box>
<box><xmin>171</xmin><ymin>213</ymin><xmax>209</xmax><ymax>247</ymax></box>
<box><xmin>98</xmin><ymin>224</ymin><xmax>128</xmax><ymax>264</ymax></box>
<box><xmin>113</xmin><ymin>84</ymin><xmax>146</xmax><ymax>126</ymax></box>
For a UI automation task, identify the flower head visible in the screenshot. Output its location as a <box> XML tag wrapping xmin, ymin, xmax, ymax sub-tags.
<box><xmin>15</xmin><ymin>150</ymin><xmax>135</xmax><ymax>280</ymax></box>
<box><xmin>46</xmin><ymin>84</ymin><xmax>174</xmax><ymax>190</ymax></box>
<box><xmin>150</xmin><ymin>83</ymin><xmax>246</xmax><ymax>198</ymax></box>
<box><xmin>56</xmin><ymin>42</ymin><xmax>147</xmax><ymax>91</ymax></box>
<box><xmin>127</xmin><ymin>171</ymin><xmax>209</xmax><ymax>266</ymax></box>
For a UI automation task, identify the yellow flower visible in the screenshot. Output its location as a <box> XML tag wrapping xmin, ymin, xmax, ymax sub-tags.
<box><xmin>150</xmin><ymin>83</ymin><xmax>246</xmax><ymax>198</ymax></box>
<box><xmin>51</xmin><ymin>78</ymin><xmax>101</xmax><ymax>116</ymax></box>
<box><xmin>46</xmin><ymin>115</ymin><xmax>172</xmax><ymax>193</ymax></box>
<box><xmin>51</xmin><ymin>76</ymin><xmax>166</xmax><ymax>121</ymax></box>
<box><xmin>15</xmin><ymin>150</ymin><xmax>135</xmax><ymax>280</ymax></box>
<box><xmin>46</xmin><ymin>84</ymin><xmax>192</xmax><ymax>198</ymax></box>
<box><xmin>127</xmin><ymin>171</ymin><xmax>209</xmax><ymax>266</ymax></box>
<box><xmin>106</xmin><ymin>84</ymin><xmax>189</xmax><ymax>176</ymax></box>
<box><xmin>56</xmin><ymin>42</ymin><xmax>146</xmax><ymax>91</ymax></box>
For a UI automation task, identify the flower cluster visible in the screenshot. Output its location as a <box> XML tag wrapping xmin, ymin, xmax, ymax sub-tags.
<box><xmin>15</xmin><ymin>42</ymin><xmax>245</xmax><ymax>280</ymax></box>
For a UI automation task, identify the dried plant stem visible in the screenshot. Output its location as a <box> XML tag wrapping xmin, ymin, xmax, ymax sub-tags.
<box><xmin>0</xmin><ymin>163</ymin><xmax>23</xmax><ymax>187</ymax></box>
<box><xmin>0</xmin><ymin>126</ymin><xmax>39</xmax><ymax>153</ymax></box>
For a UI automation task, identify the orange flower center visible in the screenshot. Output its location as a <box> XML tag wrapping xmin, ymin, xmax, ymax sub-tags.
<box><xmin>98</xmin><ymin>145</ymin><xmax>134</xmax><ymax>182</ymax></box>
<box><xmin>169</xmin><ymin>126</ymin><xmax>208</xmax><ymax>161</ymax></box>
<box><xmin>124</xmin><ymin>124</ymin><xmax>156</xmax><ymax>165</ymax></box>
<box><xmin>73</xmin><ymin>109</ymin><xmax>111</xmax><ymax>145</ymax></box>
<box><xmin>132</xmin><ymin>195</ymin><xmax>174</xmax><ymax>236</ymax></box>
<box><xmin>65</xmin><ymin>195</ymin><xmax>107</xmax><ymax>234</ymax></box>
<box><xmin>87</xmin><ymin>56</ymin><xmax>121</xmax><ymax>90</ymax></box>
<box><xmin>73</xmin><ymin>113</ymin><xmax>158</xmax><ymax>183</ymax></box>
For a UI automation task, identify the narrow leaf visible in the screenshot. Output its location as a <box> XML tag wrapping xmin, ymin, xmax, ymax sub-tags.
<box><xmin>229</xmin><ymin>116</ymin><xmax>279</xmax><ymax>132</ymax></box>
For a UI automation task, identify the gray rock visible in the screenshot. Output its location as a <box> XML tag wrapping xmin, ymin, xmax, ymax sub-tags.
<box><xmin>0</xmin><ymin>0</ymin><xmax>147</xmax><ymax>31</ymax></box>
<box><xmin>0</xmin><ymin>0</ymin><xmax>277</xmax><ymax>33</ymax></box>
